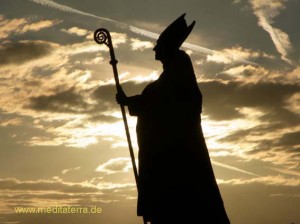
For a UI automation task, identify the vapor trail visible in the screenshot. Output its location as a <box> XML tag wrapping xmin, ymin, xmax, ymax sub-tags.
<box><xmin>29</xmin><ymin>0</ymin><xmax>160</xmax><ymax>39</ymax></box>
<box><xmin>212</xmin><ymin>160</ymin><xmax>260</xmax><ymax>177</ymax></box>
<box><xmin>29</xmin><ymin>0</ymin><xmax>257</xmax><ymax>65</ymax></box>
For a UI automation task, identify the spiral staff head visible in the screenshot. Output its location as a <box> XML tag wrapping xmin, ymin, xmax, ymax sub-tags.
<box><xmin>94</xmin><ymin>28</ymin><xmax>118</xmax><ymax>66</ymax></box>
<box><xmin>94</xmin><ymin>28</ymin><xmax>111</xmax><ymax>46</ymax></box>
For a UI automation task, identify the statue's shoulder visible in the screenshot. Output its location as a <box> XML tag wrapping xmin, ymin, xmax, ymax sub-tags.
<box><xmin>173</xmin><ymin>50</ymin><xmax>192</xmax><ymax>67</ymax></box>
<box><xmin>175</xmin><ymin>50</ymin><xmax>190</xmax><ymax>61</ymax></box>
<box><xmin>178</xmin><ymin>49</ymin><xmax>188</xmax><ymax>57</ymax></box>
<box><xmin>142</xmin><ymin>79</ymin><xmax>160</xmax><ymax>94</ymax></box>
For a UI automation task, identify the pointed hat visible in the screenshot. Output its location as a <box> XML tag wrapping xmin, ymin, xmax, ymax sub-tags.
<box><xmin>157</xmin><ymin>13</ymin><xmax>195</xmax><ymax>49</ymax></box>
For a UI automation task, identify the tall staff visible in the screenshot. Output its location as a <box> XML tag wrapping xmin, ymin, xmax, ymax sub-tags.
<box><xmin>94</xmin><ymin>29</ymin><xmax>146</xmax><ymax>224</ymax></box>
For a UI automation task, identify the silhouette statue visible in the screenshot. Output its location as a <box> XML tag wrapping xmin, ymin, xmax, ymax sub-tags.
<box><xmin>116</xmin><ymin>13</ymin><xmax>230</xmax><ymax>224</ymax></box>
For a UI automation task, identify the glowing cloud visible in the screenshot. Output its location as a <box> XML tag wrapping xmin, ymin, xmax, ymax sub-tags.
<box><xmin>0</xmin><ymin>15</ymin><xmax>59</xmax><ymax>39</ymax></box>
<box><xmin>95</xmin><ymin>157</ymin><xmax>132</xmax><ymax>174</ymax></box>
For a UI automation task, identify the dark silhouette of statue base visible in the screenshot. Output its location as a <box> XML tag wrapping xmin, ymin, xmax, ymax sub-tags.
<box><xmin>117</xmin><ymin>14</ymin><xmax>230</xmax><ymax>224</ymax></box>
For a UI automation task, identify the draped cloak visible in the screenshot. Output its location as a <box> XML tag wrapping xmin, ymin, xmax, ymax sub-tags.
<box><xmin>127</xmin><ymin>50</ymin><xmax>230</xmax><ymax>223</ymax></box>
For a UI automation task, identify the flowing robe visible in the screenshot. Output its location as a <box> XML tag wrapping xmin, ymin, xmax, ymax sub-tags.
<box><xmin>127</xmin><ymin>50</ymin><xmax>230</xmax><ymax>223</ymax></box>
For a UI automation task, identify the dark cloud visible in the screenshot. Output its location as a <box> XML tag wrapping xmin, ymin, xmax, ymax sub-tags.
<box><xmin>223</xmin><ymin>125</ymin><xmax>300</xmax><ymax>157</ymax></box>
<box><xmin>203</xmin><ymin>79</ymin><xmax>300</xmax><ymax>158</ymax></box>
<box><xmin>0</xmin><ymin>41</ymin><xmax>54</xmax><ymax>65</ymax></box>
<box><xmin>27</xmin><ymin>86</ymin><xmax>123</xmax><ymax>122</ymax></box>
<box><xmin>185</xmin><ymin>80</ymin><xmax>300</xmax><ymax>159</ymax></box>
<box><xmin>93</xmin><ymin>79</ymin><xmax>299</xmax><ymax>125</ymax></box>
<box><xmin>93</xmin><ymin>81</ymin><xmax>149</xmax><ymax>109</ymax></box>
<box><xmin>28</xmin><ymin>88</ymin><xmax>89</xmax><ymax>114</ymax></box>
<box><xmin>277</xmin><ymin>131</ymin><xmax>300</xmax><ymax>148</ymax></box>
<box><xmin>218</xmin><ymin>115</ymin><xmax>299</xmax><ymax>161</ymax></box>
<box><xmin>200</xmin><ymin>81</ymin><xmax>300</xmax><ymax>121</ymax></box>
<box><xmin>93</xmin><ymin>84</ymin><xmax>117</xmax><ymax>107</ymax></box>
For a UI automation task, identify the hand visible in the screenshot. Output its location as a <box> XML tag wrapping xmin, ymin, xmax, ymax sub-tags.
<box><xmin>116</xmin><ymin>88</ymin><xmax>129</xmax><ymax>106</ymax></box>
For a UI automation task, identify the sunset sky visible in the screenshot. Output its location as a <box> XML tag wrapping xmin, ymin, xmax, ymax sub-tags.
<box><xmin>0</xmin><ymin>0</ymin><xmax>299</xmax><ymax>224</ymax></box>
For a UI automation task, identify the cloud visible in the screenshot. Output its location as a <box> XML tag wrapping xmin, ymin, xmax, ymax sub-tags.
<box><xmin>61</xmin><ymin>27</ymin><xmax>89</xmax><ymax>36</ymax></box>
<box><xmin>219</xmin><ymin>124</ymin><xmax>300</xmax><ymax>168</ymax></box>
<box><xmin>249</xmin><ymin>0</ymin><xmax>293</xmax><ymax>64</ymax></box>
<box><xmin>18</xmin><ymin>19</ymin><xmax>60</xmax><ymax>34</ymax></box>
<box><xmin>222</xmin><ymin>65</ymin><xmax>269</xmax><ymax>83</ymax></box>
<box><xmin>0</xmin><ymin>177</ymin><xmax>135</xmax><ymax>194</ymax></box>
<box><xmin>285</xmin><ymin>92</ymin><xmax>300</xmax><ymax>115</ymax></box>
<box><xmin>0</xmin><ymin>118</ymin><xmax>23</xmax><ymax>127</ymax></box>
<box><xmin>270</xmin><ymin>167</ymin><xmax>300</xmax><ymax>177</ymax></box>
<box><xmin>218</xmin><ymin>175</ymin><xmax>300</xmax><ymax>186</ymax></box>
<box><xmin>277</xmin><ymin>131</ymin><xmax>300</xmax><ymax>147</ymax></box>
<box><xmin>1</xmin><ymin>38</ymin><xmax>298</xmax><ymax>155</ymax></box>
<box><xmin>93</xmin><ymin>81</ymin><xmax>149</xmax><ymax>108</ymax></box>
<box><xmin>0</xmin><ymin>40</ymin><xmax>56</xmax><ymax>65</ymax></box>
<box><xmin>0</xmin><ymin>178</ymin><xmax>100</xmax><ymax>193</ymax></box>
<box><xmin>0</xmin><ymin>37</ymin><xmax>114</xmax><ymax>148</ymax></box>
<box><xmin>206</xmin><ymin>46</ymin><xmax>270</xmax><ymax>64</ymax></box>
<box><xmin>0</xmin><ymin>37</ymin><xmax>107</xmax><ymax>120</ymax></box>
<box><xmin>0</xmin><ymin>15</ymin><xmax>27</xmax><ymax>39</ymax></box>
<box><xmin>199</xmin><ymin>80</ymin><xmax>300</xmax><ymax>166</ymax></box>
<box><xmin>200</xmin><ymin>80</ymin><xmax>299</xmax><ymax>120</ymax></box>
<box><xmin>220</xmin><ymin>64</ymin><xmax>299</xmax><ymax>84</ymax></box>
<box><xmin>86</xmin><ymin>114</ymin><xmax>120</xmax><ymax>123</ymax></box>
<box><xmin>130</xmin><ymin>38</ymin><xmax>154</xmax><ymax>51</ymax></box>
<box><xmin>0</xmin><ymin>15</ymin><xmax>59</xmax><ymax>40</ymax></box>
<box><xmin>0</xmin><ymin>36</ymin><xmax>141</xmax><ymax>149</ymax></box>
<box><xmin>28</xmin><ymin>87</ymin><xmax>89</xmax><ymax>114</ymax></box>
<box><xmin>95</xmin><ymin>158</ymin><xmax>132</xmax><ymax>174</ymax></box>
<box><xmin>62</xmin><ymin>166</ymin><xmax>81</xmax><ymax>174</ymax></box>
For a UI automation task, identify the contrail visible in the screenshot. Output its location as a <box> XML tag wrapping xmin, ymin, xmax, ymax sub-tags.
<box><xmin>29</xmin><ymin>0</ymin><xmax>257</xmax><ymax>65</ymax></box>
<box><xmin>270</xmin><ymin>167</ymin><xmax>300</xmax><ymax>177</ymax></box>
<box><xmin>212</xmin><ymin>160</ymin><xmax>260</xmax><ymax>177</ymax></box>
<box><xmin>29</xmin><ymin>0</ymin><xmax>159</xmax><ymax>39</ymax></box>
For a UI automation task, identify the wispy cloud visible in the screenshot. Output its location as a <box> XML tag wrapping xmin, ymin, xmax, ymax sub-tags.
<box><xmin>62</xmin><ymin>166</ymin><xmax>81</xmax><ymax>174</ymax></box>
<box><xmin>0</xmin><ymin>15</ymin><xmax>59</xmax><ymax>40</ymax></box>
<box><xmin>218</xmin><ymin>175</ymin><xmax>300</xmax><ymax>186</ymax></box>
<box><xmin>61</xmin><ymin>27</ymin><xmax>89</xmax><ymax>36</ymax></box>
<box><xmin>206</xmin><ymin>46</ymin><xmax>269</xmax><ymax>65</ymax></box>
<box><xmin>95</xmin><ymin>157</ymin><xmax>133</xmax><ymax>174</ymax></box>
<box><xmin>249</xmin><ymin>0</ymin><xmax>293</xmax><ymax>64</ymax></box>
<box><xmin>271</xmin><ymin>167</ymin><xmax>300</xmax><ymax>177</ymax></box>
<box><xmin>18</xmin><ymin>19</ymin><xmax>60</xmax><ymax>33</ymax></box>
<box><xmin>0</xmin><ymin>15</ymin><xmax>26</xmax><ymax>39</ymax></box>
<box><xmin>130</xmin><ymin>38</ymin><xmax>154</xmax><ymax>51</ymax></box>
